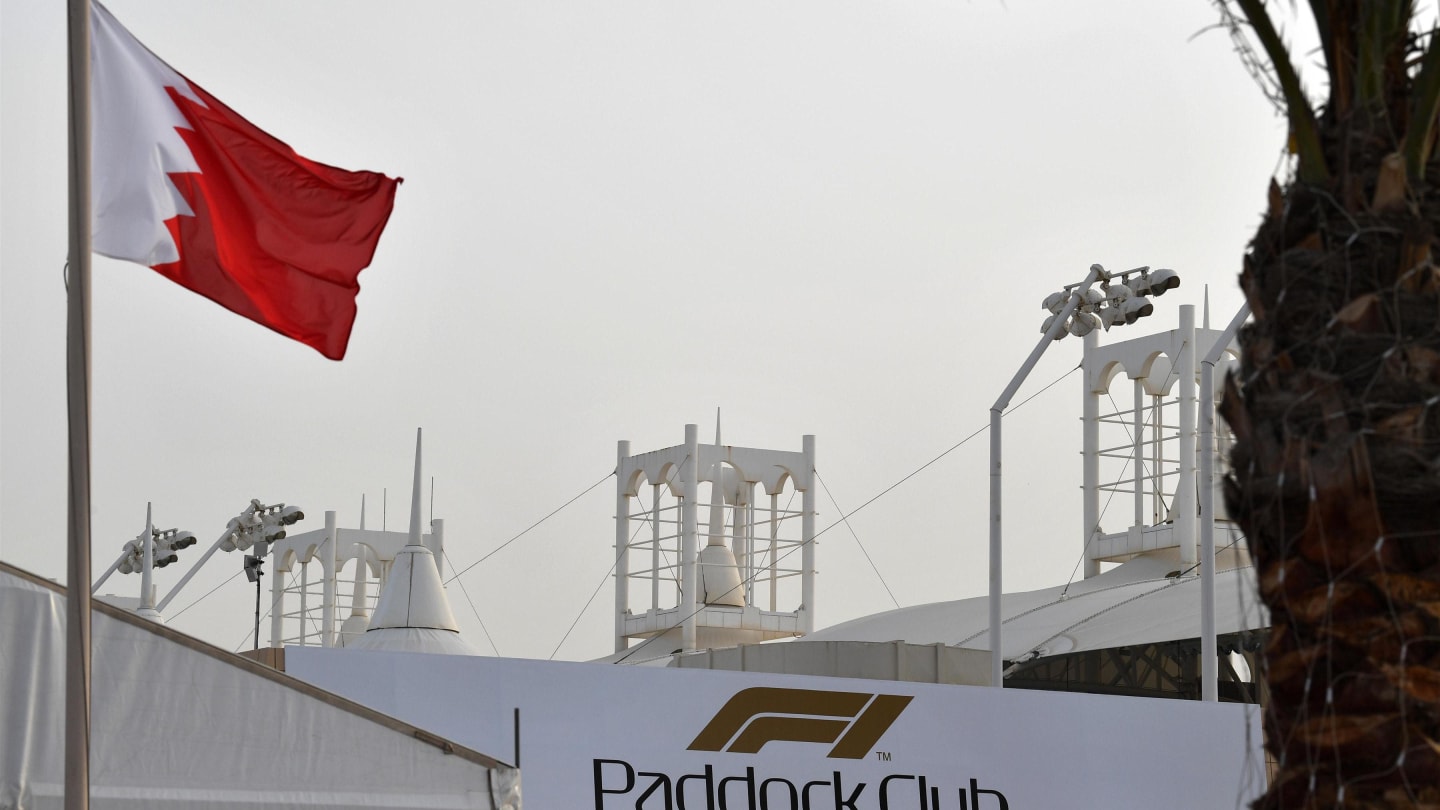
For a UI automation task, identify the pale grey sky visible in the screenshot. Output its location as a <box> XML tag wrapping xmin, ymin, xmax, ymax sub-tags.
<box><xmin>3</xmin><ymin>0</ymin><xmax>1279</xmax><ymax>661</ymax></box>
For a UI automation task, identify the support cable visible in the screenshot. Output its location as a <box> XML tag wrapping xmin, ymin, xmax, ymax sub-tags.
<box><xmin>444</xmin><ymin>549</ymin><xmax>501</xmax><ymax>656</ymax></box>
<box><xmin>548</xmin><ymin>514</ymin><xmax>651</xmax><ymax>660</ymax></box>
<box><xmin>168</xmin><ymin>569</ymin><xmax>243</xmax><ymax>620</ymax></box>
<box><xmin>445</xmin><ymin>471</ymin><xmax>613</xmax><ymax>584</ymax></box>
<box><xmin>816</xmin><ymin>472</ymin><xmax>900</xmax><ymax>609</ymax></box>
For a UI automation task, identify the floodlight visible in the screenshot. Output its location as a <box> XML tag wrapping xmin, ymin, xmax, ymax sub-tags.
<box><xmin>1122</xmin><ymin>296</ymin><xmax>1154</xmax><ymax>324</ymax></box>
<box><xmin>1104</xmin><ymin>283</ymin><xmax>1131</xmax><ymax>304</ymax></box>
<box><xmin>1146</xmin><ymin>268</ymin><xmax>1180</xmax><ymax>295</ymax></box>
<box><xmin>279</xmin><ymin>506</ymin><xmax>305</xmax><ymax>525</ymax></box>
<box><xmin>1042</xmin><ymin>291</ymin><xmax>1068</xmax><ymax>314</ymax></box>
<box><xmin>155</xmin><ymin>553</ymin><xmax>179</xmax><ymax>568</ymax></box>
<box><xmin>1134</xmin><ymin>268</ymin><xmax>1180</xmax><ymax>297</ymax></box>
<box><xmin>1081</xmin><ymin>288</ymin><xmax>1105</xmax><ymax>309</ymax></box>
<box><xmin>1099</xmin><ymin>306</ymin><xmax>1127</xmax><ymax>328</ymax></box>
<box><xmin>1067</xmin><ymin>311</ymin><xmax>1100</xmax><ymax>337</ymax></box>
<box><xmin>170</xmin><ymin>531</ymin><xmax>197</xmax><ymax>550</ymax></box>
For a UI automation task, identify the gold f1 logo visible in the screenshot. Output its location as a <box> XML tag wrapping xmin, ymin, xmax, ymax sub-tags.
<box><xmin>688</xmin><ymin>687</ymin><xmax>913</xmax><ymax>759</ymax></box>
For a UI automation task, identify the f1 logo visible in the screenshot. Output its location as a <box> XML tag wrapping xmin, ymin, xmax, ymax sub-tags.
<box><xmin>688</xmin><ymin>687</ymin><xmax>913</xmax><ymax>759</ymax></box>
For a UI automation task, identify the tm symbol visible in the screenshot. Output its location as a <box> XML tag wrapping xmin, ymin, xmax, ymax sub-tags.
<box><xmin>875</xmin><ymin>751</ymin><xmax>892</xmax><ymax>762</ymax></box>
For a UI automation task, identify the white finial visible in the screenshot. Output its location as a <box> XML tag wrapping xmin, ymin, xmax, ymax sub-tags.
<box><xmin>350</xmin><ymin>544</ymin><xmax>369</xmax><ymax>617</ymax></box>
<box><xmin>699</xmin><ymin>414</ymin><xmax>746</xmax><ymax>607</ymax></box>
<box><xmin>139</xmin><ymin>502</ymin><xmax>155</xmax><ymax>611</ymax></box>
<box><xmin>1203</xmin><ymin>285</ymin><xmax>1211</xmax><ymax>330</ymax></box>
<box><xmin>707</xmin><ymin>410</ymin><xmax>726</xmax><ymax>547</ymax></box>
<box><xmin>409</xmin><ymin>428</ymin><xmax>423</xmax><ymax>548</ymax></box>
<box><xmin>359</xmin><ymin>493</ymin><xmax>367</xmax><ymax>531</ymax></box>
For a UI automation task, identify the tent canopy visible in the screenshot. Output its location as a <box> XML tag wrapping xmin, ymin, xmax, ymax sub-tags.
<box><xmin>0</xmin><ymin>562</ymin><xmax>520</xmax><ymax>810</ymax></box>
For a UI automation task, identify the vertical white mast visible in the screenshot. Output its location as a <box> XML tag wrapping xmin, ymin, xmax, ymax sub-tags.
<box><xmin>65</xmin><ymin>0</ymin><xmax>94</xmax><ymax>806</ymax></box>
<box><xmin>136</xmin><ymin>503</ymin><xmax>157</xmax><ymax>617</ymax></box>
<box><xmin>409</xmin><ymin>429</ymin><xmax>424</xmax><ymax>547</ymax></box>
<box><xmin>681</xmin><ymin>424</ymin><xmax>699</xmax><ymax>650</ymax></box>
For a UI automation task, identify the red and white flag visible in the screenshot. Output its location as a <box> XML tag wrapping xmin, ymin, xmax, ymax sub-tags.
<box><xmin>90</xmin><ymin>2</ymin><xmax>400</xmax><ymax>360</ymax></box>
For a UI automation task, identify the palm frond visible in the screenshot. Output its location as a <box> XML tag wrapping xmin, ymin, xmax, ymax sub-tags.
<box><xmin>1405</xmin><ymin>28</ymin><xmax>1440</xmax><ymax>179</ymax></box>
<box><xmin>1235</xmin><ymin>0</ymin><xmax>1331</xmax><ymax>182</ymax></box>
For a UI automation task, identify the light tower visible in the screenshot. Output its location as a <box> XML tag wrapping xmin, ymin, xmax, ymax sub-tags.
<box><xmin>613</xmin><ymin>422</ymin><xmax>816</xmax><ymax>656</ymax></box>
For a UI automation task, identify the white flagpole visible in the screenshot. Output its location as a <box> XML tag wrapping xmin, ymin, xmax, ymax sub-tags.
<box><xmin>65</xmin><ymin>0</ymin><xmax>94</xmax><ymax>807</ymax></box>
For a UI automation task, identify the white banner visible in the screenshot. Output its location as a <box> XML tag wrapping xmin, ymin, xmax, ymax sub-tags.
<box><xmin>289</xmin><ymin>650</ymin><xmax>1265</xmax><ymax>809</ymax></box>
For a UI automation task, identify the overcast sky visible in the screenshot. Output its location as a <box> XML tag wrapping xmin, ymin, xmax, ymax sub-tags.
<box><xmin>3</xmin><ymin>1</ymin><xmax>1284</xmax><ymax>661</ymax></box>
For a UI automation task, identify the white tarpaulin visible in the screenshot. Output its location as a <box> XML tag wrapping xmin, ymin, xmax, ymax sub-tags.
<box><xmin>290</xmin><ymin>647</ymin><xmax>1267</xmax><ymax>809</ymax></box>
<box><xmin>806</xmin><ymin>554</ymin><xmax>1268</xmax><ymax>660</ymax></box>
<box><xmin>0</xmin><ymin>563</ymin><xmax>520</xmax><ymax>810</ymax></box>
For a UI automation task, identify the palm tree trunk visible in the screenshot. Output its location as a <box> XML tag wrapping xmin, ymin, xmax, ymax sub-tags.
<box><xmin>1221</xmin><ymin>171</ymin><xmax>1440</xmax><ymax>807</ymax></box>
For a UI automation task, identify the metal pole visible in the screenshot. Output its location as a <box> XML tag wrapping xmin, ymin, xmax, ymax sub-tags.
<box><xmin>65</xmin><ymin>0</ymin><xmax>94</xmax><ymax>804</ymax></box>
<box><xmin>1081</xmin><ymin>331</ymin><xmax>1100</xmax><ymax>579</ymax></box>
<box><xmin>614</xmin><ymin>441</ymin><xmax>630</xmax><ymax>653</ymax></box>
<box><xmin>1177</xmin><ymin>306</ymin><xmax>1198</xmax><ymax>568</ymax></box>
<box><xmin>254</xmin><ymin>564</ymin><xmax>262</xmax><ymax>651</ymax></box>
<box><xmin>987</xmin><ymin>407</ymin><xmax>1004</xmax><ymax>689</ymax></box>
<box><xmin>322</xmin><ymin>511</ymin><xmax>337</xmax><ymax>647</ymax></box>
<box><xmin>1133</xmin><ymin>380</ymin><xmax>1144</xmax><ymax>528</ymax></box>
<box><xmin>139</xmin><ymin>504</ymin><xmax>154</xmax><ymax>610</ymax></box>
<box><xmin>270</xmin><ymin>553</ymin><xmax>284</xmax><ymax>648</ymax></box>
<box><xmin>298</xmin><ymin>559</ymin><xmax>309</xmax><ymax>646</ymax></box>
<box><xmin>801</xmin><ymin>435</ymin><xmax>816</xmax><ymax>635</ymax></box>
<box><xmin>989</xmin><ymin>264</ymin><xmax>1103</xmax><ymax>688</ymax></box>
<box><xmin>651</xmin><ymin>484</ymin><xmax>660</xmax><ymax>612</ymax></box>
<box><xmin>768</xmin><ymin>492</ymin><xmax>778</xmax><ymax>613</ymax></box>
<box><xmin>681</xmin><ymin>425</ymin><xmax>700</xmax><ymax>651</ymax></box>
<box><xmin>1199</xmin><ymin>303</ymin><xmax>1250</xmax><ymax>702</ymax></box>
<box><xmin>89</xmin><ymin>548</ymin><xmax>130</xmax><ymax>595</ymax></box>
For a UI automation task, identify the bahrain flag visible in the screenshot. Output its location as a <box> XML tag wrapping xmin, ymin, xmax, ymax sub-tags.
<box><xmin>90</xmin><ymin>2</ymin><xmax>400</xmax><ymax>360</ymax></box>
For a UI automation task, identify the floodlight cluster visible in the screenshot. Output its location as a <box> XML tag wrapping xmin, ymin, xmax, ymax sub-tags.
<box><xmin>219</xmin><ymin>499</ymin><xmax>305</xmax><ymax>552</ymax></box>
<box><xmin>1039</xmin><ymin>266</ymin><xmax>1180</xmax><ymax>340</ymax></box>
<box><xmin>115</xmin><ymin>526</ymin><xmax>197</xmax><ymax>574</ymax></box>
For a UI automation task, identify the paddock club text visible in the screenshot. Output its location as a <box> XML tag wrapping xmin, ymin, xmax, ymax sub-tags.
<box><xmin>594</xmin><ymin>759</ymin><xmax>1011</xmax><ymax>810</ymax></box>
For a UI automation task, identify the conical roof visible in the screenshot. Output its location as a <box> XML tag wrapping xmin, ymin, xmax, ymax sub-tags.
<box><xmin>364</xmin><ymin>543</ymin><xmax>459</xmax><ymax>632</ymax></box>
<box><xmin>347</xmin><ymin>429</ymin><xmax>479</xmax><ymax>656</ymax></box>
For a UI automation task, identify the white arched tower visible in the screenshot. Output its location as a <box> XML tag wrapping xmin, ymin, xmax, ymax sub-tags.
<box><xmin>1080</xmin><ymin>304</ymin><xmax>1247</xmax><ymax>577</ymax></box>
<box><xmin>613</xmin><ymin>424</ymin><xmax>816</xmax><ymax>654</ymax></box>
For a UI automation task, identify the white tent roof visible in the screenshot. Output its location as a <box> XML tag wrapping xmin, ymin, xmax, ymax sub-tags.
<box><xmin>0</xmin><ymin>562</ymin><xmax>517</xmax><ymax>809</ymax></box>
<box><xmin>805</xmin><ymin>552</ymin><xmax>1268</xmax><ymax>661</ymax></box>
<box><xmin>347</xmin><ymin>542</ymin><xmax>481</xmax><ymax>655</ymax></box>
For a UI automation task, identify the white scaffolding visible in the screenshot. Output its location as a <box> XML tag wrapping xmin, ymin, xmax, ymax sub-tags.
<box><xmin>612</xmin><ymin>425</ymin><xmax>816</xmax><ymax>654</ymax></box>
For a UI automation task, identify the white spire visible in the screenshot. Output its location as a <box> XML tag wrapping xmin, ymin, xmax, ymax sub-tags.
<box><xmin>699</xmin><ymin>409</ymin><xmax>745</xmax><ymax>607</ymax></box>
<box><xmin>351</xmin><ymin>429</ymin><xmax>478</xmax><ymax>654</ymax></box>
<box><xmin>337</xmin><ymin>543</ymin><xmax>372</xmax><ymax>647</ymax></box>
<box><xmin>136</xmin><ymin>502</ymin><xmax>159</xmax><ymax>618</ymax></box>
<box><xmin>348</xmin><ymin>545</ymin><xmax>370</xmax><ymax>618</ymax></box>
<box><xmin>409</xmin><ymin>428</ymin><xmax>424</xmax><ymax>548</ymax></box>
<box><xmin>707</xmin><ymin>410</ymin><xmax>725</xmax><ymax>548</ymax></box>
